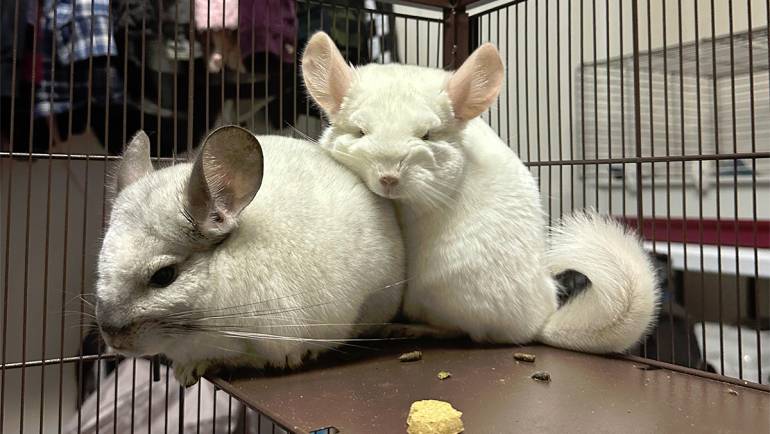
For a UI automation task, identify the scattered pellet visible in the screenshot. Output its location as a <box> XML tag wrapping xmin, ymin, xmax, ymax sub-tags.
<box><xmin>531</xmin><ymin>370</ymin><xmax>551</xmax><ymax>383</ymax></box>
<box><xmin>514</xmin><ymin>352</ymin><xmax>536</xmax><ymax>363</ymax></box>
<box><xmin>399</xmin><ymin>350</ymin><xmax>423</xmax><ymax>362</ymax></box>
<box><xmin>727</xmin><ymin>389</ymin><xmax>739</xmax><ymax>396</ymax></box>
<box><xmin>437</xmin><ymin>371</ymin><xmax>452</xmax><ymax>380</ymax></box>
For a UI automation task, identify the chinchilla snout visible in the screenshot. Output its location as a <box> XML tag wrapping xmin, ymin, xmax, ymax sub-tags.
<box><xmin>96</xmin><ymin>301</ymin><xmax>142</xmax><ymax>354</ymax></box>
<box><xmin>98</xmin><ymin>320</ymin><xmax>138</xmax><ymax>353</ymax></box>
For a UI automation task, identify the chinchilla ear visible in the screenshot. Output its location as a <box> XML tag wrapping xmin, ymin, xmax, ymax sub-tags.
<box><xmin>446</xmin><ymin>43</ymin><xmax>504</xmax><ymax>121</ymax></box>
<box><xmin>117</xmin><ymin>131</ymin><xmax>154</xmax><ymax>192</ymax></box>
<box><xmin>186</xmin><ymin>125</ymin><xmax>264</xmax><ymax>240</ymax></box>
<box><xmin>302</xmin><ymin>31</ymin><xmax>353</xmax><ymax>117</ymax></box>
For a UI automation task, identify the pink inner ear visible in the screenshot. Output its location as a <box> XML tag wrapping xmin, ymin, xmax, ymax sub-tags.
<box><xmin>302</xmin><ymin>33</ymin><xmax>353</xmax><ymax>115</ymax></box>
<box><xmin>446</xmin><ymin>43</ymin><xmax>504</xmax><ymax>121</ymax></box>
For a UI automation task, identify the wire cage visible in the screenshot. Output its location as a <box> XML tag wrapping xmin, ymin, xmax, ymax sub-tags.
<box><xmin>1</xmin><ymin>0</ymin><xmax>769</xmax><ymax>432</ymax></box>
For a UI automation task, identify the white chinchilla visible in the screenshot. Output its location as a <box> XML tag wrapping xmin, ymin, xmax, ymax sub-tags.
<box><xmin>95</xmin><ymin>126</ymin><xmax>405</xmax><ymax>386</ymax></box>
<box><xmin>301</xmin><ymin>32</ymin><xmax>660</xmax><ymax>353</ymax></box>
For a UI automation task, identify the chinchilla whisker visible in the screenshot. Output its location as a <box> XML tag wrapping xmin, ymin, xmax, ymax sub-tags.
<box><xmin>68</xmin><ymin>294</ymin><xmax>96</xmax><ymax>307</ymax></box>
<box><xmin>428</xmin><ymin>177</ymin><xmax>461</xmax><ymax>194</ymax></box>
<box><xmin>286</xmin><ymin>124</ymin><xmax>319</xmax><ymax>144</ymax></box>
<box><xmin>63</xmin><ymin>310</ymin><xmax>98</xmax><ymax>319</ymax></box>
<box><xmin>331</xmin><ymin>149</ymin><xmax>366</xmax><ymax>164</ymax></box>
<box><xmin>218</xmin><ymin>331</ymin><xmax>385</xmax><ymax>351</ymax></box>
<box><xmin>167</xmin><ymin>279</ymin><xmax>409</xmax><ymax>320</ymax></box>
<box><xmin>184</xmin><ymin>322</ymin><xmax>394</xmax><ymax>329</ymax></box>
<box><xmin>67</xmin><ymin>322</ymin><xmax>100</xmax><ymax>330</ymax></box>
<box><xmin>188</xmin><ymin>330</ymin><xmax>352</xmax><ymax>354</ymax></box>
<box><xmin>422</xmin><ymin>183</ymin><xmax>456</xmax><ymax>208</ymax></box>
<box><xmin>166</xmin><ymin>286</ymin><xmax>360</xmax><ymax>319</ymax></box>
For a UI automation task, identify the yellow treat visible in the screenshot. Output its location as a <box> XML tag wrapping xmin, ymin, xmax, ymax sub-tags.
<box><xmin>406</xmin><ymin>400</ymin><xmax>464</xmax><ymax>434</ymax></box>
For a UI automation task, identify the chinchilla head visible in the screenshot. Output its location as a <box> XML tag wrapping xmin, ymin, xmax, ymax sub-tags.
<box><xmin>95</xmin><ymin>126</ymin><xmax>264</xmax><ymax>357</ymax></box>
<box><xmin>302</xmin><ymin>31</ymin><xmax>503</xmax><ymax>209</ymax></box>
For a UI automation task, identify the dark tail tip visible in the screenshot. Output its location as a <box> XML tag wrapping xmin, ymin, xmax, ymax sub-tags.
<box><xmin>555</xmin><ymin>269</ymin><xmax>591</xmax><ymax>307</ymax></box>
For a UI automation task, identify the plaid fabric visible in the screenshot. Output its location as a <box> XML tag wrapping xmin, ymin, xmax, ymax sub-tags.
<box><xmin>43</xmin><ymin>0</ymin><xmax>117</xmax><ymax>64</ymax></box>
<box><xmin>34</xmin><ymin>56</ymin><xmax>123</xmax><ymax>116</ymax></box>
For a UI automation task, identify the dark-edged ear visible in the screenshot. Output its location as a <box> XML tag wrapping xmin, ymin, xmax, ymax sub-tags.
<box><xmin>117</xmin><ymin>131</ymin><xmax>154</xmax><ymax>193</ymax></box>
<box><xmin>186</xmin><ymin>125</ymin><xmax>264</xmax><ymax>240</ymax></box>
<box><xmin>446</xmin><ymin>43</ymin><xmax>504</xmax><ymax>121</ymax></box>
<box><xmin>301</xmin><ymin>31</ymin><xmax>353</xmax><ymax>117</ymax></box>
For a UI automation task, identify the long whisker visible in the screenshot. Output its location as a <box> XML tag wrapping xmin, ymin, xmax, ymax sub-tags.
<box><xmin>286</xmin><ymin>124</ymin><xmax>319</xmax><ymax>144</ymax></box>
<box><xmin>332</xmin><ymin>149</ymin><xmax>368</xmax><ymax>165</ymax></box>
<box><xmin>167</xmin><ymin>279</ymin><xmax>408</xmax><ymax>320</ymax></box>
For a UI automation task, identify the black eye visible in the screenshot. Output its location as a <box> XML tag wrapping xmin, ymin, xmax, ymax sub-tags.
<box><xmin>421</xmin><ymin>132</ymin><xmax>430</xmax><ymax>141</ymax></box>
<box><xmin>149</xmin><ymin>266</ymin><xmax>177</xmax><ymax>288</ymax></box>
<box><xmin>357</xmin><ymin>128</ymin><xmax>367</xmax><ymax>137</ymax></box>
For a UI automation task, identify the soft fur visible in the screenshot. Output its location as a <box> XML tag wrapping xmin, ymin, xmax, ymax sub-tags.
<box><xmin>540</xmin><ymin>212</ymin><xmax>660</xmax><ymax>353</ymax></box>
<box><xmin>302</xmin><ymin>32</ymin><xmax>660</xmax><ymax>352</ymax></box>
<box><xmin>96</xmin><ymin>126</ymin><xmax>405</xmax><ymax>386</ymax></box>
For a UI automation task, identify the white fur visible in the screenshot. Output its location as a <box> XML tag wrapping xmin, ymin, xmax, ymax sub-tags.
<box><xmin>317</xmin><ymin>62</ymin><xmax>558</xmax><ymax>343</ymax></box>
<box><xmin>539</xmin><ymin>212</ymin><xmax>660</xmax><ymax>353</ymax></box>
<box><xmin>96</xmin><ymin>132</ymin><xmax>405</xmax><ymax>386</ymax></box>
<box><xmin>305</xmin><ymin>34</ymin><xmax>660</xmax><ymax>352</ymax></box>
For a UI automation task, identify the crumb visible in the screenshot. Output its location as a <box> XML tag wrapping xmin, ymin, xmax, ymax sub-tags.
<box><xmin>633</xmin><ymin>364</ymin><xmax>660</xmax><ymax>371</ymax></box>
<box><xmin>407</xmin><ymin>400</ymin><xmax>464</xmax><ymax>434</ymax></box>
<box><xmin>531</xmin><ymin>371</ymin><xmax>551</xmax><ymax>382</ymax></box>
<box><xmin>437</xmin><ymin>371</ymin><xmax>452</xmax><ymax>380</ymax></box>
<box><xmin>399</xmin><ymin>351</ymin><xmax>423</xmax><ymax>362</ymax></box>
<box><xmin>727</xmin><ymin>389</ymin><xmax>739</xmax><ymax>396</ymax></box>
<box><xmin>514</xmin><ymin>352</ymin><xmax>536</xmax><ymax>363</ymax></box>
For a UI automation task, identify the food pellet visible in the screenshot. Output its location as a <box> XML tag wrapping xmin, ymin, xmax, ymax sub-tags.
<box><xmin>531</xmin><ymin>370</ymin><xmax>551</xmax><ymax>382</ymax></box>
<box><xmin>514</xmin><ymin>352</ymin><xmax>536</xmax><ymax>363</ymax></box>
<box><xmin>399</xmin><ymin>351</ymin><xmax>423</xmax><ymax>362</ymax></box>
<box><xmin>437</xmin><ymin>371</ymin><xmax>452</xmax><ymax>380</ymax></box>
<box><xmin>406</xmin><ymin>400</ymin><xmax>464</xmax><ymax>434</ymax></box>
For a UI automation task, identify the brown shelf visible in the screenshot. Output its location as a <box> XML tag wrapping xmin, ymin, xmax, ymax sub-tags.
<box><xmin>210</xmin><ymin>340</ymin><xmax>770</xmax><ymax>433</ymax></box>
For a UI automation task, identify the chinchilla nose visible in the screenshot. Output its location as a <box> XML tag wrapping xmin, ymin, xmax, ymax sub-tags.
<box><xmin>379</xmin><ymin>175</ymin><xmax>399</xmax><ymax>187</ymax></box>
<box><xmin>99</xmin><ymin>321</ymin><xmax>135</xmax><ymax>351</ymax></box>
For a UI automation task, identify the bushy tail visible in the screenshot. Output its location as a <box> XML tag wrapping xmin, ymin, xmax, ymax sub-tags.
<box><xmin>537</xmin><ymin>212</ymin><xmax>661</xmax><ymax>353</ymax></box>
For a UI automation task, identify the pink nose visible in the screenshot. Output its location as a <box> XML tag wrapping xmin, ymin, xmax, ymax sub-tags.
<box><xmin>379</xmin><ymin>175</ymin><xmax>399</xmax><ymax>187</ymax></box>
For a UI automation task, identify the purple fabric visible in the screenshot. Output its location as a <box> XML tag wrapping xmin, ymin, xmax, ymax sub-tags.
<box><xmin>238</xmin><ymin>0</ymin><xmax>297</xmax><ymax>62</ymax></box>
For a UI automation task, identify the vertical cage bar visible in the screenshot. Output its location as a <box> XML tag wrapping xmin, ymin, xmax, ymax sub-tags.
<box><xmin>605</xmin><ymin>0</ymin><xmax>612</xmax><ymax>217</ymax></box>
<box><xmin>442</xmin><ymin>4</ymin><xmax>469</xmax><ymax>69</ymax></box>
<box><xmin>726</xmin><ymin>0</ymin><xmax>743</xmax><ymax>380</ymax></box>
<box><xmin>676</xmin><ymin>0</ymin><xmax>691</xmax><ymax>369</ymax></box>
<box><xmin>556</xmin><ymin>0</ymin><xmax>563</xmax><ymax>218</ymax></box>
<box><xmin>545</xmin><ymin>0</ymin><xmax>551</xmax><ymax>225</ymax></box>
<box><xmin>592</xmin><ymin>0</ymin><xmax>598</xmax><ymax>208</ymax></box>
<box><xmin>693</xmin><ymin>0</ymin><xmax>707</xmax><ymax>375</ymax></box>
<box><xmin>709</xmin><ymin>0</ymin><xmax>725</xmax><ymax>376</ymax></box>
<box><xmin>646</xmin><ymin>0</ymin><xmax>659</xmax><ymax>359</ymax></box>
<box><xmin>661</xmin><ymin>0</ymin><xmax>675</xmax><ymax>366</ymax></box>
<box><xmin>0</xmin><ymin>1</ymin><xmax>22</xmax><ymax>430</ymax></box>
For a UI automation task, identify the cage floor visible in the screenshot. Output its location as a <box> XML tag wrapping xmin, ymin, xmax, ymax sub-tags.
<box><xmin>211</xmin><ymin>340</ymin><xmax>769</xmax><ymax>434</ymax></box>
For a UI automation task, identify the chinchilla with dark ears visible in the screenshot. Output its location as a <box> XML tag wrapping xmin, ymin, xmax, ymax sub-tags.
<box><xmin>95</xmin><ymin>126</ymin><xmax>405</xmax><ymax>386</ymax></box>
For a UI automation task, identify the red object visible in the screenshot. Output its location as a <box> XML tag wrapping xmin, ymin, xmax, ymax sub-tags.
<box><xmin>621</xmin><ymin>217</ymin><xmax>770</xmax><ymax>249</ymax></box>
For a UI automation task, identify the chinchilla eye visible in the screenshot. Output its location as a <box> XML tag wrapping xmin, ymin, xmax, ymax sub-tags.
<box><xmin>421</xmin><ymin>131</ymin><xmax>430</xmax><ymax>141</ymax></box>
<box><xmin>149</xmin><ymin>265</ymin><xmax>177</xmax><ymax>288</ymax></box>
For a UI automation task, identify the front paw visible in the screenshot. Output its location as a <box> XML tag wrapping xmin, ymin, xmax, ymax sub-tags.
<box><xmin>173</xmin><ymin>361</ymin><xmax>211</xmax><ymax>387</ymax></box>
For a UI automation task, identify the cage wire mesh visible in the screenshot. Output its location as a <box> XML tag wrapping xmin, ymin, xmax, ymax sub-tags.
<box><xmin>469</xmin><ymin>0</ymin><xmax>769</xmax><ymax>382</ymax></box>
<box><xmin>1</xmin><ymin>0</ymin><xmax>769</xmax><ymax>432</ymax></box>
